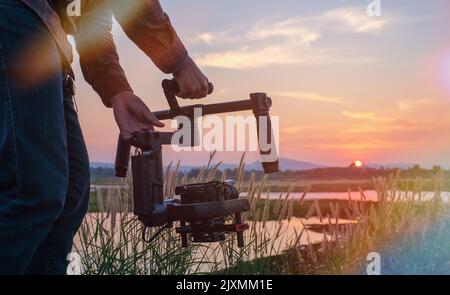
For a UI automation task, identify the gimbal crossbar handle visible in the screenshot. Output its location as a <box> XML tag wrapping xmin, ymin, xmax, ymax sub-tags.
<box><xmin>153</xmin><ymin>99</ymin><xmax>255</xmax><ymax>120</ymax></box>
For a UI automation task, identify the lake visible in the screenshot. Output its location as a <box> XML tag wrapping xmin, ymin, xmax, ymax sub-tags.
<box><xmin>241</xmin><ymin>190</ymin><xmax>450</xmax><ymax>202</ymax></box>
<box><xmin>92</xmin><ymin>184</ymin><xmax>450</xmax><ymax>202</ymax></box>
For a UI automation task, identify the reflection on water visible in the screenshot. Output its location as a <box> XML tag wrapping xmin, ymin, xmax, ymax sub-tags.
<box><xmin>241</xmin><ymin>190</ymin><xmax>450</xmax><ymax>202</ymax></box>
<box><xmin>247</xmin><ymin>217</ymin><xmax>356</xmax><ymax>250</ymax></box>
<box><xmin>187</xmin><ymin>217</ymin><xmax>358</xmax><ymax>272</ymax></box>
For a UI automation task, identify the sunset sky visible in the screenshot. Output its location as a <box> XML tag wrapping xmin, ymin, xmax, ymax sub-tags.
<box><xmin>72</xmin><ymin>0</ymin><xmax>450</xmax><ymax>167</ymax></box>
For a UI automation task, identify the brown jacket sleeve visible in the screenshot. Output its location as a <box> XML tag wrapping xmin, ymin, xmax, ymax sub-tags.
<box><xmin>108</xmin><ymin>0</ymin><xmax>189</xmax><ymax>74</ymax></box>
<box><xmin>75</xmin><ymin>0</ymin><xmax>189</xmax><ymax>107</ymax></box>
<box><xmin>74</xmin><ymin>1</ymin><xmax>132</xmax><ymax>107</ymax></box>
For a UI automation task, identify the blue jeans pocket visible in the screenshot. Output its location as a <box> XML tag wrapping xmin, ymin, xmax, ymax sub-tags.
<box><xmin>0</xmin><ymin>0</ymin><xmax>26</xmax><ymax>8</ymax></box>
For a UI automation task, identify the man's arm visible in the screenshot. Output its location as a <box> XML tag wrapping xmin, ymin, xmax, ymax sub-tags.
<box><xmin>108</xmin><ymin>0</ymin><xmax>187</xmax><ymax>74</ymax></box>
<box><xmin>74</xmin><ymin>1</ymin><xmax>164</xmax><ymax>139</ymax></box>
<box><xmin>108</xmin><ymin>0</ymin><xmax>210</xmax><ymax>99</ymax></box>
<box><xmin>74</xmin><ymin>2</ymin><xmax>132</xmax><ymax>107</ymax></box>
<box><xmin>74</xmin><ymin>0</ymin><xmax>209</xmax><ymax>138</ymax></box>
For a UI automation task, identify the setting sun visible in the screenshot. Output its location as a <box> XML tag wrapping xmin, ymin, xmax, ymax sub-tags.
<box><xmin>354</xmin><ymin>160</ymin><xmax>363</xmax><ymax>168</ymax></box>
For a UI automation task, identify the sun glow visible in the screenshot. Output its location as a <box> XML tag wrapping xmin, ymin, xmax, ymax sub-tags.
<box><xmin>354</xmin><ymin>160</ymin><xmax>363</xmax><ymax>168</ymax></box>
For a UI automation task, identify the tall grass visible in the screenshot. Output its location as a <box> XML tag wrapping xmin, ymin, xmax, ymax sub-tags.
<box><xmin>75</xmin><ymin>156</ymin><xmax>450</xmax><ymax>275</ymax></box>
<box><xmin>286</xmin><ymin>172</ymin><xmax>450</xmax><ymax>274</ymax></box>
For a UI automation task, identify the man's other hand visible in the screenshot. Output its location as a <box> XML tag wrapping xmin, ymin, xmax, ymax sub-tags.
<box><xmin>111</xmin><ymin>91</ymin><xmax>165</xmax><ymax>140</ymax></box>
<box><xmin>173</xmin><ymin>56</ymin><xmax>209</xmax><ymax>99</ymax></box>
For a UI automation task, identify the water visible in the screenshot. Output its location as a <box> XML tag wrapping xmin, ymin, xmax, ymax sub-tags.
<box><xmin>91</xmin><ymin>185</ymin><xmax>450</xmax><ymax>202</ymax></box>
<box><xmin>241</xmin><ymin>190</ymin><xmax>450</xmax><ymax>202</ymax></box>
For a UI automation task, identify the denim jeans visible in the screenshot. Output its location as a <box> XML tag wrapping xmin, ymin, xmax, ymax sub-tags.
<box><xmin>0</xmin><ymin>0</ymin><xmax>90</xmax><ymax>274</ymax></box>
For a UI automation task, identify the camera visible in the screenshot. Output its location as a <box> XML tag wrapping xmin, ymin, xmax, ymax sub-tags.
<box><xmin>175</xmin><ymin>181</ymin><xmax>244</xmax><ymax>245</ymax></box>
<box><xmin>176</xmin><ymin>181</ymin><xmax>240</xmax><ymax>204</ymax></box>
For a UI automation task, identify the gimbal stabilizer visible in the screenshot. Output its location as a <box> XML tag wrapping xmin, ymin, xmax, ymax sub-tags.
<box><xmin>114</xmin><ymin>80</ymin><xmax>278</xmax><ymax>247</ymax></box>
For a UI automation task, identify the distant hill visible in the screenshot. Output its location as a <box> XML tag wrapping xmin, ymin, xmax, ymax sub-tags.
<box><xmin>172</xmin><ymin>158</ymin><xmax>324</xmax><ymax>172</ymax></box>
<box><xmin>91</xmin><ymin>160</ymin><xmax>439</xmax><ymax>172</ymax></box>
<box><xmin>90</xmin><ymin>162</ymin><xmax>114</xmax><ymax>169</ymax></box>
<box><xmin>90</xmin><ymin>158</ymin><xmax>324</xmax><ymax>172</ymax></box>
<box><xmin>246</xmin><ymin>158</ymin><xmax>325</xmax><ymax>171</ymax></box>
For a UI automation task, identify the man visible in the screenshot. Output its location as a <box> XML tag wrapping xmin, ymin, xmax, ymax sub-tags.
<box><xmin>0</xmin><ymin>0</ymin><xmax>210</xmax><ymax>274</ymax></box>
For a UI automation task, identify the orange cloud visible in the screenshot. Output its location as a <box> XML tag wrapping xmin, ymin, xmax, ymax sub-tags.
<box><xmin>341</xmin><ymin>110</ymin><xmax>397</xmax><ymax>123</ymax></box>
<box><xmin>276</xmin><ymin>91</ymin><xmax>345</xmax><ymax>104</ymax></box>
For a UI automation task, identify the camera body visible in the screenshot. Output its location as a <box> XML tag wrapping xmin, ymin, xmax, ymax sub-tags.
<box><xmin>176</xmin><ymin>181</ymin><xmax>240</xmax><ymax>204</ymax></box>
<box><xmin>176</xmin><ymin>181</ymin><xmax>241</xmax><ymax>244</ymax></box>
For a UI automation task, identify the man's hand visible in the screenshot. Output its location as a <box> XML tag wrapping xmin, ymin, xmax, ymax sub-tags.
<box><xmin>111</xmin><ymin>91</ymin><xmax>165</xmax><ymax>140</ymax></box>
<box><xmin>173</xmin><ymin>56</ymin><xmax>210</xmax><ymax>99</ymax></box>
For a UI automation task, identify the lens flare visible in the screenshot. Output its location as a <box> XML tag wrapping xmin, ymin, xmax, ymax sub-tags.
<box><xmin>434</xmin><ymin>46</ymin><xmax>450</xmax><ymax>99</ymax></box>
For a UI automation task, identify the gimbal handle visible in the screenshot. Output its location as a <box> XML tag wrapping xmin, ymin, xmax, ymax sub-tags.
<box><xmin>162</xmin><ymin>79</ymin><xmax>214</xmax><ymax>97</ymax></box>
<box><xmin>162</xmin><ymin>79</ymin><xmax>214</xmax><ymax>115</ymax></box>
